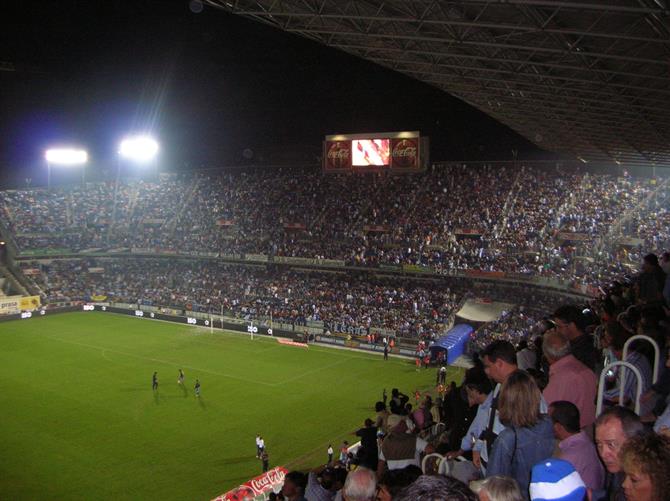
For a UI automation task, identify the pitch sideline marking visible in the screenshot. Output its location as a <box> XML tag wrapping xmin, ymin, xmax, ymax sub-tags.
<box><xmin>46</xmin><ymin>336</ymin><xmax>276</xmax><ymax>387</ymax></box>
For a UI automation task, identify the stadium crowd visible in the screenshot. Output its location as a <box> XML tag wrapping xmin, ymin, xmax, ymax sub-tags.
<box><xmin>2</xmin><ymin>165</ymin><xmax>668</xmax><ymax>289</ymax></box>
<box><xmin>28</xmin><ymin>258</ymin><xmax>461</xmax><ymax>339</ymax></box>
<box><xmin>3</xmin><ymin>166</ymin><xmax>670</xmax><ymax>500</ymax></box>
<box><xmin>259</xmin><ymin>251</ymin><xmax>670</xmax><ymax>501</ymax></box>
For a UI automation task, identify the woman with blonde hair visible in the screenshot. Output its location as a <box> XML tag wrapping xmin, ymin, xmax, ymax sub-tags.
<box><xmin>486</xmin><ymin>370</ymin><xmax>554</xmax><ymax>501</ymax></box>
<box><xmin>620</xmin><ymin>432</ymin><xmax>670</xmax><ymax>501</ymax></box>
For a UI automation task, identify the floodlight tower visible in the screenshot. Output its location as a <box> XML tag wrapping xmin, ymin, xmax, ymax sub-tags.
<box><xmin>118</xmin><ymin>135</ymin><xmax>160</xmax><ymax>180</ymax></box>
<box><xmin>45</xmin><ymin>148</ymin><xmax>88</xmax><ymax>189</ymax></box>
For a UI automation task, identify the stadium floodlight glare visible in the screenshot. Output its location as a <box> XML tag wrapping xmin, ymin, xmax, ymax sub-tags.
<box><xmin>45</xmin><ymin>148</ymin><xmax>88</xmax><ymax>166</ymax></box>
<box><xmin>118</xmin><ymin>136</ymin><xmax>159</xmax><ymax>162</ymax></box>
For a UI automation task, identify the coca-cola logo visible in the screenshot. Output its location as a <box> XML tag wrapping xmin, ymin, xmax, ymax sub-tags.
<box><xmin>250</xmin><ymin>468</ymin><xmax>286</xmax><ymax>495</ymax></box>
<box><xmin>326</xmin><ymin>142</ymin><xmax>350</xmax><ymax>169</ymax></box>
<box><xmin>392</xmin><ymin>139</ymin><xmax>418</xmax><ymax>168</ymax></box>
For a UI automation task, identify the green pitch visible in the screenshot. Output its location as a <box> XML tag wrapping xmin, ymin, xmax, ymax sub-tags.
<box><xmin>0</xmin><ymin>312</ymin><xmax>463</xmax><ymax>500</ymax></box>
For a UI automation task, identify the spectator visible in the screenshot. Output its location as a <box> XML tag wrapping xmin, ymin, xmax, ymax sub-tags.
<box><xmin>374</xmin><ymin>465</ymin><xmax>422</xmax><ymax>501</ymax></box>
<box><xmin>542</xmin><ymin>330</ymin><xmax>597</xmax><ymax>429</ymax></box>
<box><xmin>529</xmin><ymin>459</ymin><xmax>587</xmax><ymax>501</ymax></box>
<box><xmin>475</xmin><ymin>341</ymin><xmax>525</xmax><ymax>471</ymax></box>
<box><xmin>660</xmin><ymin>251</ymin><xmax>670</xmax><ymax>305</ymax></box>
<box><xmin>374</xmin><ymin>401</ymin><xmax>389</xmax><ymax>434</ymax></box>
<box><xmin>341</xmin><ymin>467</ymin><xmax>376</xmax><ymax>501</ymax></box>
<box><xmin>445</xmin><ymin>371</ymin><xmax>493</xmax><ymax>483</ymax></box>
<box><xmin>282</xmin><ymin>471</ymin><xmax>308</xmax><ymax>501</ymax></box>
<box><xmin>552</xmin><ymin>306</ymin><xmax>600</xmax><ymax>372</ymax></box>
<box><xmin>637</xmin><ymin>253</ymin><xmax>666</xmax><ymax>304</ymax></box>
<box><xmin>548</xmin><ymin>401</ymin><xmax>604</xmax><ymax>491</ymax></box>
<box><xmin>487</xmin><ymin>370</ymin><xmax>555</xmax><ymax>501</ymax></box>
<box><xmin>620</xmin><ymin>433</ymin><xmax>670</xmax><ymax>501</ymax></box>
<box><xmin>395</xmin><ymin>475</ymin><xmax>477</xmax><ymax>501</ymax></box>
<box><xmin>389</xmin><ymin>389</ymin><xmax>409</xmax><ymax>415</ymax></box>
<box><xmin>305</xmin><ymin>464</ymin><xmax>339</xmax><ymax>501</ymax></box>
<box><xmin>470</xmin><ymin>476</ymin><xmax>523</xmax><ymax>501</ymax></box>
<box><xmin>602</xmin><ymin>322</ymin><xmax>652</xmax><ymax>411</ymax></box>
<box><xmin>516</xmin><ymin>340</ymin><xmax>536</xmax><ymax>371</ymax></box>
<box><xmin>376</xmin><ymin>414</ymin><xmax>433</xmax><ymax>477</ymax></box>
<box><xmin>594</xmin><ymin>406</ymin><xmax>645</xmax><ymax>501</ymax></box>
<box><xmin>354</xmin><ymin>419</ymin><xmax>378</xmax><ymax>470</ymax></box>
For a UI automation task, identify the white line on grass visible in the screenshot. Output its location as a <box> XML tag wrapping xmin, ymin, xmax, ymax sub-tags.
<box><xmin>46</xmin><ymin>336</ymin><xmax>276</xmax><ymax>387</ymax></box>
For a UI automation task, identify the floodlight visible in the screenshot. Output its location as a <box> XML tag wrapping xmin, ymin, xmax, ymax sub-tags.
<box><xmin>45</xmin><ymin>148</ymin><xmax>88</xmax><ymax>165</ymax></box>
<box><xmin>118</xmin><ymin>136</ymin><xmax>159</xmax><ymax>162</ymax></box>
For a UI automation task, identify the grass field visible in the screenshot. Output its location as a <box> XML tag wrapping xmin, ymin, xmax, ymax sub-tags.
<box><xmin>0</xmin><ymin>311</ymin><xmax>462</xmax><ymax>500</ymax></box>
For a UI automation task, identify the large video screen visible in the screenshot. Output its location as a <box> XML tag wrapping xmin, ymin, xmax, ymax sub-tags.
<box><xmin>352</xmin><ymin>139</ymin><xmax>390</xmax><ymax>166</ymax></box>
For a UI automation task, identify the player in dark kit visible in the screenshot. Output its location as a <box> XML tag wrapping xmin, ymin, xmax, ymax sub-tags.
<box><xmin>178</xmin><ymin>369</ymin><xmax>185</xmax><ymax>384</ymax></box>
<box><xmin>152</xmin><ymin>372</ymin><xmax>158</xmax><ymax>390</ymax></box>
<box><xmin>194</xmin><ymin>379</ymin><xmax>201</xmax><ymax>397</ymax></box>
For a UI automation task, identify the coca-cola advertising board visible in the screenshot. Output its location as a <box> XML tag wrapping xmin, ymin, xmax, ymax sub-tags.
<box><xmin>390</xmin><ymin>138</ymin><xmax>419</xmax><ymax>169</ymax></box>
<box><xmin>212</xmin><ymin>466</ymin><xmax>288</xmax><ymax>501</ymax></box>
<box><xmin>324</xmin><ymin>141</ymin><xmax>351</xmax><ymax>171</ymax></box>
<box><xmin>323</xmin><ymin>132</ymin><xmax>425</xmax><ymax>173</ymax></box>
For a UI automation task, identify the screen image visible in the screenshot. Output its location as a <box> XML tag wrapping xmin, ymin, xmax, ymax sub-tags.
<box><xmin>352</xmin><ymin>139</ymin><xmax>390</xmax><ymax>166</ymax></box>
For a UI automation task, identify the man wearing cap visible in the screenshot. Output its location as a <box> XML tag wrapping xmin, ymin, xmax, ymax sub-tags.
<box><xmin>376</xmin><ymin>413</ymin><xmax>434</xmax><ymax>478</ymax></box>
<box><xmin>529</xmin><ymin>458</ymin><xmax>587</xmax><ymax>501</ymax></box>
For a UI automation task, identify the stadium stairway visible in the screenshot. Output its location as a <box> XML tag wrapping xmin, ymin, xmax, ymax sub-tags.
<box><xmin>0</xmin><ymin>265</ymin><xmax>29</xmax><ymax>296</ymax></box>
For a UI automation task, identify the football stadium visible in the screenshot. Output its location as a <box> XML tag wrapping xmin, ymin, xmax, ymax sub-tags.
<box><xmin>1</xmin><ymin>1</ymin><xmax>670</xmax><ymax>501</ymax></box>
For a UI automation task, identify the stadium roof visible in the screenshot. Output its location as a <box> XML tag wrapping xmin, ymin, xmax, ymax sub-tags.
<box><xmin>209</xmin><ymin>0</ymin><xmax>670</xmax><ymax>167</ymax></box>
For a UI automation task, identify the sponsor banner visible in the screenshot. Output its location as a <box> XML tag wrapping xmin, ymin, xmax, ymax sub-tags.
<box><xmin>556</xmin><ymin>232</ymin><xmax>590</xmax><ymax>242</ymax></box>
<box><xmin>88</xmin><ymin>267</ymin><xmax>105</xmax><ymax>274</ymax></box>
<box><xmin>108</xmin><ymin>247</ymin><xmax>130</xmax><ymax>253</ymax></box>
<box><xmin>276</xmin><ymin>337</ymin><xmax>309</xmax><ymax>348</ymax></box>
<box><xmin>378</xmin><ymin>264</ymin><xmax>402</xmax><ymax>271</ymax></box>
<box><xmin>465</xmin><ymin>270</ymin><xmax>506</xmax><ymax>278</ymax></box>
<box><xmin>80</xmin><ymin>247</ymin><xmax>103</xmax><ymax>254</ymax></box>
<box><xmin>616</xmin><ymin>237</ymin><xmax>644</xmax><ymax>247</ymax></box>
<box><xmin>90</xmin><ymin>295</ymin><xmax>108</xmax><ymax>302</ymax></box>
<box><xmin>455</xmin><ymin>228</ymin><xmax>483</xmax><ymax>236</ymax></box>
<box><xmin>390</xmin><ymin>137</ymin><xmax>419</xmax><ymax>169</ymax></box>
<box><xmin>283</xmin><ymin>222</ymin><xmax>306</xmax><ymax>230</ymax></box>
<box><xmin>216</xmin><ymin>218</ymin><xmax>234</xmax><ymax>227</ymax></box>
<box><xmin>324</xmin><ymin>141</ymin><xmax>351</xmax><ymax>171</ymax></box>
<box><xmin>220</xmin><ymin>253</ymin><xmax>241</xmax><ymax>261</ymax></box>
<box><xmin>141</xmin><ymin>218</ymin><xmax>165</xmax><ymax>225</ymax></box>
<box><xmin>19</xmin><ymin>296</ymin><xmax>41</xmax><ymax>311</ymax></box>
<box><xmin>0</xmin><ymin>296</ymin><xmax>21</xmax><ymax>315</ymax></box>
<box><xmin>244</xmin><ymin>253</ymin><xmax>269</xmax><ymax>263</ymax></box>
<box><xmin>274</xmin><ymin>256</ymin><xmax>345</xmax><ymax>267</ymax></box>
<box><xmin>363</xmin><ymin>225</ymin><xmax>390</xmax><ymax>233</ymax></box>
<box><xmin>21</xmin><ymin>268</ymin><xmax>41</xmax><ymax>276</ymax></box>
<box><xmin>131</xmin><ymin>247</ymin><xmax>153</xmax><ymax>254</ymax></box>
<box><xmin>344</xmin><ymin>340</ymin><xmax>360</xmax><ymax>349</ymax></box>
<box><xmin>504</xmin><ymin>272</ymin><xmax>533</xmax><ymax>281</ymax></box>
<box><xmin>402</xmin><ymin>264</ymin><xmax>433</xmax><ymax>274</ymax></box>
<box><xmin>19</xmin><ymin>248</ymin><xmax>71</xmax><ymax>257</ymax></box>
<box><xmin>212</xmin><ymin>467</ymin><xmax>288</xmax><ymax>501</ymax></box>
<box><xmin>315</xmin><ymin>335</ymin><xmax>346</xmax><ymax>346</ymax></box>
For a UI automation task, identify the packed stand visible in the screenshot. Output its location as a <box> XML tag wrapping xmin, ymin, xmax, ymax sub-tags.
<box><xmin>266</xmin><ymin>250</ymin><xmax>670</xmax><ymax>501</ymax></box>
<box><xmin>26</xmin><ymin>258</ymin><xmax>461</xmax><ymax>339</ymax></box>
<box><xmin>1</xmin><ymin>166</ymin><xmax>665</xmax><ymax>289</ymax></box>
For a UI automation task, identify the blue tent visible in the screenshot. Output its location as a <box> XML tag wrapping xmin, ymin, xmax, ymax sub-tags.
<box><xmin>429</xmin><ymin>324</ymin><xmax>474</xmax><ymax>365</ymax></box>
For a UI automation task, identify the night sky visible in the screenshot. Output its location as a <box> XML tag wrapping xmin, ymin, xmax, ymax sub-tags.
<box><xmin>0</xmin><ymin>0</ymin><xmax>543</xmax><ymax>187</ymax></box>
